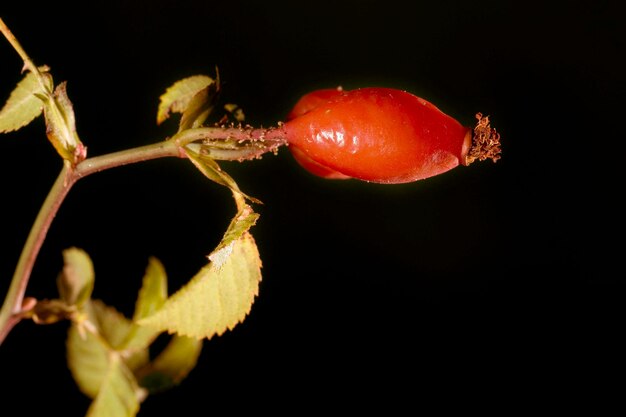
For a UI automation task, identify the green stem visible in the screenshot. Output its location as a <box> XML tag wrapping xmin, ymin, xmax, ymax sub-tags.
<box><xmin>0</xmin><ymin>128</ymin><xmax>287</xmax><ymax>345</ymax></box>
<box><xmin>0</xmin><ymin>139</ymin><xmax>182</xmax><ymax>345</ymax></box>
<box><xmin>0</xmin><ymin>164</ymin><xmax>71</xmax><ymax>344</ymax></box>
<box><xmin>75</xmin><ymin>138</ymin><xmax>182</xmax><ymax>177</ymax></box>
<box><xmin>1</xmin><ymin>18</ymin><xmax>289</xmax><ymax>345</ymax></box>
<box><xmin>0</xmin><ymin>17</ymin><xmax>49</xmax><ymax>92</ymax></box>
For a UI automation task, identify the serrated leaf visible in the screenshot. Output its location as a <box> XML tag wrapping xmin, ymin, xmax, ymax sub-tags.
<box><xmin>138</xmin><ymin>233</ymin><xmax>262</xmax><ymax>339</ymax></box>
<box><xmin>0</xmin><ymin>66</ymin><xmax>50</xmax><ymax>133</ymax></box>
<box><xmin>67</xmin><ymin>301</ymin><xmax>148</xmax><ymax>405</ymax></box>
<box><xmin>178</xmin><ymin>81</ymin><xmax>219</xmax><ymax>131</ymax></box>
<box><xmin>185</xmin><ymin>147</ymin><xmax>261</xmax><ymax>204</ymax></box>
<box><xmin>41</xmin><ymin>81</ymin><xmax>86</xmax><ymax>163</ymax></box>
<box><xmin>85</xmin><ymin>353</ymin><xmax>141</xmax><ymax>417</ymax></box>
<box><xmin>86</xmin><ymin>300</ymin><xmax>149</xmax><ymax>371</ymax></box>
<box><xmin>137</xmin><ymin>335</ymin><xmax>202</xmax><ymax>393</ymax></box>
<box><xmin>87</xmin><ymin>300</ymin><xmax>134</xmax><ymax>349</ymax></box>
<box><xmin>157</xmin><ymin>75</ymin><xmax>215</xmax><ymax>125</ymax></box>
<box><xmin>209</xmin><ymin>204</ymin><xmax>259</xmax><ymax>268</ymax></box>
<box><xmin>57</xmin><ymin>247</ymin><xmax>94</xmax><ymax>308</ymax></box>
<box><xmin>120</xmin><ymin>258</ymin><xmax>168</xmax><ymax>351</ymax></box>
<box><xmin>133</xmin><ymin>257</ymin><xmax>168</xmax><ymax>320</ymax></box>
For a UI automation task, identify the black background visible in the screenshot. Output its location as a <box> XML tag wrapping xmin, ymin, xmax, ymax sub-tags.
<box><xmin>1</xmin><ymin>0</ymin><xmax>623</xmax><ymax>413</ymax></box>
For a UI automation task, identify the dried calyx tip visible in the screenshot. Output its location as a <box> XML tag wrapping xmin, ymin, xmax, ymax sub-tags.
<box><xmin>466</xmin><ymin>112</ymin><xmax>501</xmax><ymax>165</ymax></box>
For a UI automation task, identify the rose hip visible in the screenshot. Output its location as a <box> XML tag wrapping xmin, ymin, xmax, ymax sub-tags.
<box><xmin>284</xmin><ymin>87</ymin><xmax>500</xmax><ymax>183</ymax></box>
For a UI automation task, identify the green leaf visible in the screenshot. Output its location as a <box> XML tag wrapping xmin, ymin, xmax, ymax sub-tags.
<box><xmin>138</xmin><ymin>232</ymin><xmax>262</xmax><ymax>339</ymax></box>
<box><xmin>209</xmin><ymin>203</ymin><xmax>259</xmax><ymax>268</ymax></box>
<box><xmin>67</xmin><ymin>301</ymin><xmax>148</xmax><ymax>408</ymax></box>
<box><xmin>85</xmin><ymin>300</ymin><xmax>149</xmax><ymax>371</ymax></box>
<box><xmin>0</xmin><ymin>66</ymin><xmax>51</xmax><ymax>133</ymax></box>
<box><xmin>137</xmin><ymin>335</ymin><xmax>202</xmax><ymax>393</ymax></box>
<box><xmin>41</xmin><ymin>81</ymin><xmax>86</xmax><ymax>163</ymax></box>
<box><xmin>178</xmin><ymin>80</ymin><xmax>220</xmax><ymax>131</ymax></box>
<box><xmin>87</xmin><ymin>300</ymin><xmax>134</xmax><ymax>349</ymax></box>
<box><xmin>133</xmin><ymin>257</ymin><xmax>168</xmax><ymax>320</ymax></box>
<box><xmin>57</xmin><ymin>247</ymin><xmax>94</xmax><ymax>308</ymax></box>
<box><xmin>157</xmin><ymin>75</ymin><xmax>216</xmax><ymax>125</ymax></box>
<box><xmin>120</xmin><ymin>257</ymin><xmax>168</xmax><ymax>351</ymax></box>
<box><xmin>67</xmin><ymin>321</ymin><xmax>114</xmax><ymax>399</ymax></box>
<box><xmin>86</xmin><ymin>354</ymin><xmax>141</xmax><ymax>417</ymax></box>
<box><xmin>185</xmin><ymin>147</ymin><xmax>261</xmax><ymax>204</ymax></box>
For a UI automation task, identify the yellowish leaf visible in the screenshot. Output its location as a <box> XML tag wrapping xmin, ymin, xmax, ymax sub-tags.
<box><xmin>84</xmin><ymin>300</ymin><xmax>149</xmax><ymax>371</ymax></box>
<box><xmin>138</xmin><ymin>233</ymin><xmax>262</xmax><ymax>339</ymax></box>
<box><xmin>41</xmin><ymin>81</ymin><xmax>86</xmax><ymax>163</ymax></box>
<box><xmin>87</xmin><ymin>300</ymin><xmax>134</xmax><ymax>349</ymax></box>
<box><xmin>157</xmin><ymin>75</ymin><xmax>215</xmax><ymax>125</ymax></box>
<box><xmin>67</xmin><ymin>322</ymin><xmax>111</xmax><ymax>399</ymax></box>
<box><xmin>121</xmin><ymin>257</ymin><xmax>168</xmax><ymax>351</ymax></box>
<box><xmin>85</xmin><ymin>354</ymin><xmax>141</xmax><ymax>417</ymax></box>
<box><xmin>178</xmin><ymin>82</ymin><xmax>219</xmax><ymax>131</ymax></box>
<box><xmin>185</xmin><ymin>147</ymin><xmax>261</xmax><ymax>204</ymax></box>
<box><xmin>67</xmin><ymin>301</ymin><xmax>147</xmax><ymax>412</ymax></box>
<box><xmin>133</xmin><ymin>257</ymin><xmax>168</xmax><ymax>320</ymax></box>
<box><xmin>0</xmin><ymin>66</ymin><xmax>50</xmax><ymax>133</ymax></box>
<box><xmin>137</xmin><ymin>335</ymin><xmax>202</xmax><ymax>393</ymax></box>
<box><xmin>57</xmin><ymin>247</ymin><xmax>94</xmax><ymax>307</ymax></box>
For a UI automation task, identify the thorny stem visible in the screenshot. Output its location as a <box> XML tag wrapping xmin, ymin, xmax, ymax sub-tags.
<box><xmin>175</xmin><ymin>124</ymin><xmax>287</xmax><ymax>147</ymax></box>
<box><xmin>0</xmin><ymin>128</ymin><xmax>287</xmax><ymax>346</ymax></box>
<box><xmin>179</xmin><ymin>124</ymin><xmax>287</xmax><ymax>161</ymax></box>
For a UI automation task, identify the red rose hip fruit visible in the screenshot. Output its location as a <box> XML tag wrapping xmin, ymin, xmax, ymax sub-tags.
<box><xmin>283</xmin><ymin>87</ymin><xmax>500</xmax><ymax>183</ymax></box>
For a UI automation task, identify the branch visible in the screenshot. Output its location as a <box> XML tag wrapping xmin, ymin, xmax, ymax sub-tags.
<box><xmin>0</xmin><ymin>128</ymin><xmax>287</xmax><ymax>345</ymax></box>
<box><xmin>0</xmin><ymin>139</ymin><xmax>183</xmax><ymax>345</ymax></box>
